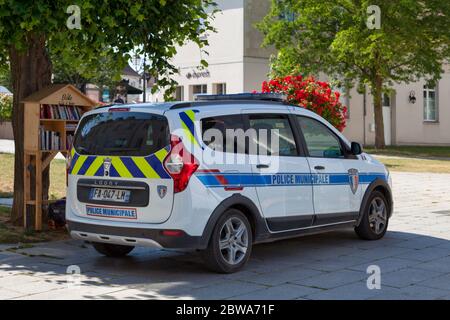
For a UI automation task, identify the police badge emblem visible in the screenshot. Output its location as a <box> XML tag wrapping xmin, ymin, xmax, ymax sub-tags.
<box><xmin>103</xmin><ymin>158</ymin><xmax>112</xmax><ymax>177</ymax></box>
<box><xmin>348</xmin><ymin>168</ymin><xmax>359</xmax><ymax>195</ymax></box>
<box><xmin>157</xmin><ymin>185</ymin><xmax>168</xmax><ymax>199</ymax></box>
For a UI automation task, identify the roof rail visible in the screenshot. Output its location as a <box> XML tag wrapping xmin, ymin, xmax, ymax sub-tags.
<box><xmin>194</xmin><ymin>93</ymin><xmax>287</xmax><ymax>103</ymax></box>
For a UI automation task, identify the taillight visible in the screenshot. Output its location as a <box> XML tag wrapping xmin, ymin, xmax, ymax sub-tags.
<box><xmin>164</xmin><ymin>135</ymin><xmax>199</xmax><ymax>193</ymax></box>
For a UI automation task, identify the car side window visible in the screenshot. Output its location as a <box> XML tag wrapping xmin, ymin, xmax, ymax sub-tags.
<box><xmin>201</xmin><ymin>115</ymin><xmax>246</xmax><ymax>154</ymax></box>
<box><xmin>297</xmin><ymin>116</ymin><xmax>344</xmax><ymax>159</ymax></box>
<box><xmin>248</xmin><ymin>114</ymin><xmax>298</xmax><ymax>157</ymax></box>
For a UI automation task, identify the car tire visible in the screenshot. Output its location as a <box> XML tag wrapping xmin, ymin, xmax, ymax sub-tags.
<box><xmin>92</xmin><ymin>242</ymin><xmax>134</xmax><ymax>257</ymax></box>
<box><xmin>202</xmin><ymin>209</ymin><xmax>253</xmax><ymax>273</ymax></box>
<box><xmin>355</xmin><ymin>191</ymin><xmax>389</xmax><ymax>240</ymax></box>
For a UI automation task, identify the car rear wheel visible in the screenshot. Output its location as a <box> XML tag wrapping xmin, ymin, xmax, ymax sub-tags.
<box><xmin>203</xmin><ymin>209</ymin><xmax>253</xmax><ymax>273</ymax></box>
<box><xmin>355</xmin><ymin>191</ymin><xmax>389</xmax><ymax>240</ymax></box>
<box><xmin>92</xmin><ymin>242</ymin><xmax>134</xmax><ymax>257</ymax></box>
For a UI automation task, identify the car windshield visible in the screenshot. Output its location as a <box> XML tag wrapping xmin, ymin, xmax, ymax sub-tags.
<box><xmin>73</xmin><ymin>112</ymin><xmax>169</xmax><ymax>156</ymax></box>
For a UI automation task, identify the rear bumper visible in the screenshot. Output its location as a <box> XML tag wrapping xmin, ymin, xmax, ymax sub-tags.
<box><xmin>67</xmin><ymin>220</ymin><xmax>205</xmax><ymax>249</ymax></box>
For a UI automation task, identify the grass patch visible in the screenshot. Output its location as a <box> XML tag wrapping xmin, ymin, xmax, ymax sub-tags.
<box><xmin>375</xmin><ymin>156</ymin><xmax>450</xmax><ymax>174</ymax></box>
<box><xmin>0</xmin><ymin>205</ymin><xmax>68</xmax><ymax>244</ymax></box>
<box><xmin>0</xmin><ymin>153</ymin><xmax>67</xmax><ymax>200</ymax></box>
<box><xmin>365</xmin><ymin>146</ymin><xmax>450</xmax><ymax>159</ymax></box>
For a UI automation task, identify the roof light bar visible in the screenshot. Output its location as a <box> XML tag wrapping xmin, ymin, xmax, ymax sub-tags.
<box><xmin>194</xmin><ymin>93</ymin><xmax>287</xmax><ymax>103</ymax></box>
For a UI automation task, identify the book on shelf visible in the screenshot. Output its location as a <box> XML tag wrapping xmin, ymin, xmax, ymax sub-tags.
<box><xmin>39</xmin><ymin>126</ymin><xmax>63</xmax><ymax>151</ymax></box>
<box><xmin>66</xmin><ymin>133</ymin><xmax>75</xmax><ymax>150</ymax></box>
<box><xmin>65</xmin><ymin>123</ymin><xmax>78</xmax><ymax>131</ymax></box>
<box><xmin>40</xmin><ymin>104</ymin><xmax>83</xmax><ymax>121</ymax></box>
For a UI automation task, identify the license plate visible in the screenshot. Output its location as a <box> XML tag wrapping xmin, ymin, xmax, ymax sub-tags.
<box><xmin>89</xmin><ymin>188</ymin><xmax>131</xmax><ymax>203</ymax></box>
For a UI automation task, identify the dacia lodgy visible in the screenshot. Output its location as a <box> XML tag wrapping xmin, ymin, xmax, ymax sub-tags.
<box><xmin>67</xmin><ymin>93</ymin><xmax>393</xmax><ymax>273</ymax></box>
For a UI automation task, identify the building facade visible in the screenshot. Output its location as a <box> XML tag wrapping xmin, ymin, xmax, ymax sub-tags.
<box><xmin>159</xmin><ymin>0</ymin><xmax>273</xmax><ymax>102</ymax></box>
<box><xmin>85</xmin><ymin>64</ymin><xmax>144</xmax><ymax>103</ymax></box>
<box><xmin>161</xmin><ymin>0</ymin><xmax>450</xmax><ymax>146</ymax></box>
<box><xmin>342</xmin><ymin>63</ymin><xmax>450</xmax><ymax>146</ymax></box>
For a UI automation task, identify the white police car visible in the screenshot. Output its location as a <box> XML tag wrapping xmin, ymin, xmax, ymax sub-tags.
<box><xmin>66</xmin><ymin>93</ymin><xmax>393</xmax><ymax>273</ymax></box>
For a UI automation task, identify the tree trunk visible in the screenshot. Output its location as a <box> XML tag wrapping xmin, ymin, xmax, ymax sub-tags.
<box><xmin>9</xmin><ymin>33</ymin><xmax>52</xmax><ymax>225</ymax></box>
<box><xmin>372</xmin><ymin>74</ymin><xmax>385</xmax><ymax>149</ymax></box>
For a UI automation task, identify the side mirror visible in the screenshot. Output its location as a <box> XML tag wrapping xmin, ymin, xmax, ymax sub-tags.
<box><xmin>351</xmin><ymin>142</ymin><xmax>363</xmax><ymax>156</ymax></box>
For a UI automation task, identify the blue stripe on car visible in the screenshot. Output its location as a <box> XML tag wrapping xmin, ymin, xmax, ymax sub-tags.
<box><xmin>196</xmin><ymin>173</ymin><xmax>386</xmax><ymax>188</ymax></box>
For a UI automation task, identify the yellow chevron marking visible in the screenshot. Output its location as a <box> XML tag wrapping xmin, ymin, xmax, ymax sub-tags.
<box><xmin>132</xmin><ymin>157</ymin><xmax>160</xmax><ymax>179</ymax></box>
<box><xmin>155</xmin><ymin>148</ymin><xmax>169</xmax><ymax>162</ymax></box>
<box><xmin>85</xmin><ymin>156</ymin><xmax>104</xmax><ymax>177</ymax></box>
<box><xmin>185</xmin><ymin>110</ymin><xmax>196</xmax><ymax>122</ymax></box>
<box><xmin>183</xmin><ymin>110</ymin><xmax>201</xmax><ymax>147</ymax></box>
<box><xmin>111</xmin><ymin>158</ymin><xmax>132</xmax><ymax>178</ymax></box>
<box><xmin>181</xmin><ymin>121</ymin><xmax>198</xmax><ymax>146</ymax></box>
<box><xmin>70</xmin><ymin>148</ymin><xmax>75</xmax><ymax>158</ymax></box>
<box><xmin>69</xmin><ymin>148</ymin><xmax>169</xmax><ymax>178</ymax></box>
<box><xmin>71</xmin><ymin>155</ymin><xmax>87</xmax><ymax>175</ymax></box>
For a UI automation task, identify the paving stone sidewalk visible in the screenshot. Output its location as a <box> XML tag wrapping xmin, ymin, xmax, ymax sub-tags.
<box><xmin>1</xmin><ymin>172</ymin><xmax>450</xmax><ymax>300</ymax></box>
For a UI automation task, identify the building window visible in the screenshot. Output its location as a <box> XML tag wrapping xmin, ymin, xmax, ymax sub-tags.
<box><xmin>214</xmin><ymin>83</ymin><xmax>227</xmax><ymax>95</ymax></box>
<box><xmin>383</xmin><ymin>93</ymin><xmax>391</xmax><ymax>107</ymax></box>
<box><xmin>192</xmin><ymin>84</ymin><xmax>207</xmax><ymax>95</ymax></box>
<box><xmin>173</xmin><ymin>86</ymin><xmax>184</xmax><ymax>101</ymax></box>
<box><xmin>423</xmin><ymin>86</ymin><xmax>437</xmax><ymax>122</ymax></box>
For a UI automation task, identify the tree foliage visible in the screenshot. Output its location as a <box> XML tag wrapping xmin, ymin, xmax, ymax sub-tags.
<box><xmin>0</xmin><ymin>61</ymin><xmax>11</xmax><ymax>91</ymax></box>
<box><xmin>0</xmin><ymin>0</ymin><xmax>216</xmax><ymax>93</ymax></box>
<box><xmin>51</xmin><ymin>48</ymin><xmax>123</xmax><ymax>96</ymax></box>
<box><xmin>259</xmin><ymin>0</ymin><xmax>450</xmax><ymax>147</ymax></box>
<box><xmin>0</xmin><ymin>94</ymin><xmax>12</xmax><ymax>122</ymax></box>
<box><xmin>0</xmin><ymin>0</ymin><xmax>216</xmax><ymax>223</ymax></box>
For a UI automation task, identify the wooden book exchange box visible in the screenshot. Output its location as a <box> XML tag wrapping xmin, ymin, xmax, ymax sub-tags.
<box><xmin>22</xmin><ymin>84</ymin><xmax>97</xmax><ymax>231</ymax></box>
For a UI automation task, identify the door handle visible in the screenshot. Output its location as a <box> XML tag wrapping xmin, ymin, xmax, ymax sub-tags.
<box><xmin>314</xmin><ymin>166</ymin><xmax>326</xmax><ymax>171</ymax></box>
<box><xmin>256</xmin><ymin>164</ymin><xmax>270</xmax><ymax>169</ymax></box>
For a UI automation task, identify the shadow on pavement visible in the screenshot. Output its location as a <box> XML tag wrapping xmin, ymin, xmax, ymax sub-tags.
<box><xmin>1</xmin><ymin>229</ymin><xmax>449</xmax><ymax>300</ymax></box>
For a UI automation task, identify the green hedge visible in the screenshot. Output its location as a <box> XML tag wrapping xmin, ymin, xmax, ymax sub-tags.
<box><xmin>0</xmin><ymin>94</ymin><xmax>12</xmax><ymax>122</ymax></box>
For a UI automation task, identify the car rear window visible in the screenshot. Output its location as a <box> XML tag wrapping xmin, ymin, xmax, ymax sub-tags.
<box><xmin>73</xmin><ymin>112</ymin><xmax>169</xmax><ymax>156</ymax></box>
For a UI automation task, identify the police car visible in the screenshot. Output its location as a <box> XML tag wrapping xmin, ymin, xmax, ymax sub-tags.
<box><xmin>66</xmin><ymin>93</ymin><xmax>393</xmax><ymax>273</ymax></box>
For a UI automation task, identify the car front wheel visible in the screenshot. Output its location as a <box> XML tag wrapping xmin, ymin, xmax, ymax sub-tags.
<box><xmin>203</xmin><ymin>209</ymin><xmax>253</xmax><ymax>273</ymax></box>
<box><xmin>355</xmin><ymin>191</ymin><xmax>389</xmax><ymax>240</ymax></box>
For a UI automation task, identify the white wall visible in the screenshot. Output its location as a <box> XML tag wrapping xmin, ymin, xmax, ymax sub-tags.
<box><xmin>243</xmin><ymin>57</ymin><xmax>270</xmax><ymax>93</ymax></box>
<box><xmin>344</xmin><ymin>65</ymin><xmax>450</xmax><ymax>146</ymax></box>
<box><xmin>174</xmin><ymin>0</ymin><xmax>244</xmax><ymax>67</ymax></box>
<box><xmin>158</xmin><ymin>0</ymin><xmax>274</xmax><ymax>100</ymax></box>
<box><xmin>393</xmin><ymin>72</ymin><xmax>450</xmax><ymax>145</ymax></box>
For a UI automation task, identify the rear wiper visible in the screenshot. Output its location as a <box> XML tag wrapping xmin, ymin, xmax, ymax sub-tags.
<box><xmin>75</xmin><ymin>146</ymin><xmax>90</xmax><ymax>154</ymax></box>
<box><xmin>104</xmin><ymin>148</ymin><xmax>140</xmax><ymax>152</ymax></box>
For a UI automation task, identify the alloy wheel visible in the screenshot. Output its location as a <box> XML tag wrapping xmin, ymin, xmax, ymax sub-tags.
<box><xmin>219</xmin><ymin>217</ymin><xmax>249</xmax><ymax>265</ymax></box>
<box><xmin>368</xmin><ymin>197</ymin><xmax>388</xmax><ymax>235</ymax></box>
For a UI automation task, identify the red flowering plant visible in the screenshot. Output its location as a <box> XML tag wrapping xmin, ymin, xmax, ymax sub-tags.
<box><xmin>259</xmin><ymin>75</ymin><xmax>348</xmax><ymax>132</ymax></box>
